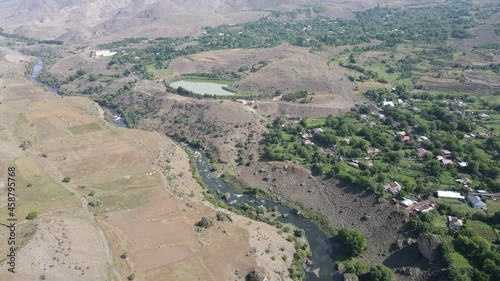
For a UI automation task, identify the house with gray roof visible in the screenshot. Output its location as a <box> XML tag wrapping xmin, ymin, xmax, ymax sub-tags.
<box><xmin>467</xmin><ymin>195</ymin><xmax>486</xmax><ymax>209</ymax></box>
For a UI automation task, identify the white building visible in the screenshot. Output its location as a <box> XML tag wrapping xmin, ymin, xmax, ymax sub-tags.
<box><xmin>436</xmin><ymin>191</ymin><xmax>465</xmax><ymax>200</ymax></box>
<box><xmin>94</xmin><ymin>50</ymin><xmax>117</xmax><ymax>57</ymax></box>
<box><xmin>401</xmin><ymin>198</ymin><xmax>415</xmax><ymax>207</ymax></box>
<box><xmin>383</xmin><ymin>101</ymin><xmax>395</xmax><ymax>107</ymax></box>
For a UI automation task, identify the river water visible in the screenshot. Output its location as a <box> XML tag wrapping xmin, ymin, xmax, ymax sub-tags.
<box><xmin>194</xmin><ymin>151</ymin><xmax>335</xmax><ymax>280</ymax></box>
<box><xmin>31</xmin><ymin>58</ymin><xmax>335</xmax><ymax>280</ymax></box>
<box><xmin>30</xmin><ymin>57</ymin><xmax>128</xmax><ymax>128</ymax></box>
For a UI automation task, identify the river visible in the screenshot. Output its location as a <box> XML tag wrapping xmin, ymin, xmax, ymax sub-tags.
<box><xmin>30</xmin><ymin>57</ymin><xmax>128</xmax><ymax>128</ymax></box>
<box><xmin>31</xmin><ymin>59</ymin><xmax>336</xmax><ymax>280</ymax></box>
<box><xmin>194</xmin><ymin>151</ymin><xmax>335</xmax><ymax>280</ymax></box>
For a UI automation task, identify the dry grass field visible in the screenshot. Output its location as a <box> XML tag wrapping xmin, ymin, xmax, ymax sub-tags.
<box><xmin>0</xmin><ymin>72</ymin><xmax>294</xmax><ymax>280</ymax></box>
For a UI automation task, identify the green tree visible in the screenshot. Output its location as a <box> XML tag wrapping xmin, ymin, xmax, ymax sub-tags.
<box><xmin>62</xmin><ymin>176</ymin><xmax>71</xmax><ymax>183</ymax></box>
<box><xmin>294</xmin><ymin>228</ymin><xmax>305</xmax><ymax>238</ymax></box>
<box><xmin>26</xmin><ymin>211</ymin><xmax>39</xmax><ymax>220</ymax></box>
<box><xmin>88</xmin><ymin>73</ymin><xmax>97</xmax><ymax>82</ymax></box>
<box><xmin>76</xmin><ymin>69</ymin><xmax>86</xmax><ymax>76</ymax></box>
<box><xmin>342</xmin><ymin>259</ymin><xmax>366</xmax><ymax>275</ymax></box>
<box><xmin>368</xmin><ymin>265</ymin><xmax>393</xmax><ymax>281</ymax></box>
<box><xmin>337</xmin><ymin>228</ymin><xmax>367</xmax><ymax>257</ymax></box>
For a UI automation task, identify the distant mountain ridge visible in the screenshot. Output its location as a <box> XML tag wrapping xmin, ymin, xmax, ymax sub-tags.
<box><xmin>0</xmin><ymin>0</ymin><xmax>443</xmax><ymax>43</ymax></box>
<box><xmin>0</xmin><ymin>0</ymin><xmax>308</xmax><ymax>43</ymax></box>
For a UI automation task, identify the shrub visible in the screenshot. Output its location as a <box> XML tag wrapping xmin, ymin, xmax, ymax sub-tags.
<box><xmin>62</xmin><ymin>176</ymin><xmax>71</xmax><ymax>183</ymax></box>
<box><xmin>88</xmin><ymin>191</ymin><xmax>96</xmax><ymax>196</ymax></box>
<box><xmin>26</xmin><ymin>211</ymin><xmax>39</xmax><ymax>220</ymax></box>
<box><xmin>368</xmin><ymin>265</ymin><xmax>393</xmax><ymax>281</ymax></box>
<box><xmin>246</xmin><ymin>267</ymin><xmax>267</xmax><ymax>281</ymax></box>
<box><xmin>127</xmin><ymin>273</ymin><xmax>136</xmax><ymax>280</ymax></box>
<box><xmin>196</xmin><ymin>217</ymin><xmax>214</xmax><ymax>229</ymax></box>
<box><xmin>283</xmin><ymin>226</ymin><xmax>291</xmax><ymax>233</ymax></box>
<box><xmin>294</xmin><ymin>228</ymin><xmax>305</xmax><ymax>238</ymax></box>
<box><xmin>342</xmin><ymin>259</ymin><xmax>366</xmax><ymax>276</ymax></box>
<box><xmin>336</xmin><ymin>228</ymin><xmax>367</xmax><ymax>257</ymax></box>
<box><xmin>121</xmin><ymin>252</ymin><xmax>128</xmax><ymax>259</ymax></box>
<box><xmin>89</xmin><ymin>200</ymin><xmax>103</xmax><ymax>207</ymax></box>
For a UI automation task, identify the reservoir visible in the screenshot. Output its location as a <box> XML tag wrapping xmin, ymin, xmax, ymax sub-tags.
<box><xmin>170</xmin><ymin>80</ymin><xmax>235</xmax><ymax>96</ymax></box>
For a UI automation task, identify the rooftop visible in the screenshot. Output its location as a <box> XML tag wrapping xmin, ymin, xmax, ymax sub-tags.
<box><xmin>437</xmin><ymin>190</ymin><xmax>464</xmax><ymax>199</ymax></box>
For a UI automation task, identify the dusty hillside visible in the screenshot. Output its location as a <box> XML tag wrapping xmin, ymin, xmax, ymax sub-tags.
<box><xmin>0</xmin><ymin>0</ymin><xmax>306</xmax><ymax>43</ymax></box>
<box><xmin>169</xmin><ymin>43</ymin><xmax>356</xmax><ymax>96</ymax></box>
<box><xmin>0</xmin><ymin>74</ymin><xmax>295</xmax><ymax>281</ymax></box>
<box><xmin>0</xmin><ymin>0</ymin><xmax>446</xmax><ymax>43</ymax></box>
<box><xmin>0</xmin><ymin>47</ymin><xmax>31</xmax><ymax>76</ymax></box>
<box><xmin>238</xmin><ymin>161</ymin><xmax>411</xmax><ymax>267</ymax></box>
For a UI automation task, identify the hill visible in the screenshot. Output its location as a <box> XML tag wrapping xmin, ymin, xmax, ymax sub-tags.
<box><xmin>0</xmin><ymin>0</ymin><xmax>447</xmax><ymax>43</ymax></box>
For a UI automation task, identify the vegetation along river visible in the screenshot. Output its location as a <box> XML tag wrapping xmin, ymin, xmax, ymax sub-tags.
<box><xmin>31</xmin><ymin>58</ymin><xmax>336</xmax><ymax>280</ymax></box>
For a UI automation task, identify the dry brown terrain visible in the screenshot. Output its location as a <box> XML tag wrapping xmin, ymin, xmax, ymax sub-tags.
<box><xmin>237</xmin><ymin>161</ymin><xmax>416</xmax><ymax>268</ymax></box>
<box><xmin>0</xmin><ymin>67</ymin><xmax>294</xmax><ymax>280</ymax></box>
<box><xmin>0</xmin><ymin>0</ymin><xmax>448</xmax><ymax>44</ymax></box>
<box><xmin>170</xmin><ymin>43</ymin><xmax>357</xmax><ymax>97</ymax></box>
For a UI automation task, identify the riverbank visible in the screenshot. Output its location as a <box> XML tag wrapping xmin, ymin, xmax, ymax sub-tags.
<box><xmin>182</xmin><ymin>147</ymin><xmax>336</xmax><ymax>280</ymax></box>
<box><xmin>21</xmin><ymin>57</ymin><xmax>298</xmax><ymax>281</ymax></box>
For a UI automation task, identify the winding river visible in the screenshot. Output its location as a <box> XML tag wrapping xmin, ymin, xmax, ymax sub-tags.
<box><xmin>31</xmin><ymin>58</ymin><xmax>336</xmax><ymax>280</ymax></box>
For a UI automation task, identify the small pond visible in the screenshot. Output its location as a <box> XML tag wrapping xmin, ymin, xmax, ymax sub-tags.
<box><xmin>170</xmin><ymin>80</ymin><xmax>235</xmax><ymax>96</ymax></box>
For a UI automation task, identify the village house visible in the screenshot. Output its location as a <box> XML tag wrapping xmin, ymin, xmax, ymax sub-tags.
<box><xmin>410</xmin><ymin>106</ymin><xmax>420</xmax><ymax>112</ymax></box>
<box><xmin>302</xmin><ymin>139</ymin><xmax>314</xmax><ymax>145</ymax></box>
<box><xmin>383</xmin><ymin>181</ymin><xmax>402</xmax><ymax>195</ymax></box>
<box><xmin>340</xmin><ymin>138</ymin><xmax>350</xmax><ymax>144</ymax></box>
<box><xmin>477</xmin><ymin>113</ymin><xmax>490</xmax><ymax>120</ymax></box>
<box><xmin>417</xmin><ymin>148</ymin><xmax>427</xmax><ymax>155</ymax></box>
<box><xmin>91</xmin><ymin>50</ymin><xmax>117</xmax><ymax>57</ymax></box>
<box><xmin>467</xmin><ymin>195</ymin><xmax>486</xmax><ymax>209</ymax></box>
<box><xmin>400</xmin><ymin>198</ymin><xmax>416</xmax><ymax>207</ymax></box>
<box><xmin>312</xmin><ymin>128</ymin><xmax>323</xmax><ymax>134</ymax></box>
<box><xmin>403</xmin><ymin>136</ymin><xmax>410</xmax><ymax>142</ymax></box>
<box><xmin>346</xmin><ymin>161</ymin><xmax>360</xmax><ymax>169</ymax></box>
<box><xmin>455</xmin><ymin>178</ymin><xmax>472</xmax><ymax>186</ymax></box>
<box><xmin>440</xmin><ymin>159</ymin><xmax>453</xmax><ymax>165</ymax></box>
<box><xmin>442</xmin><ymin>149</ymin><xmax>451</xmax><ymax>155</ymax></box>
<box><xmin>367</xmin><ymin>147</ymin><xmax>381</xmax><ymax>154</ymax></box>
<box><xmin>416</xmin><ymin>204</ymin><xmax>435</xmax><ymax>214</ymax></box>
<box><xmin>448</xmin><ymin>216</ymin><xmax>463</xmax><ymax>229</ymax></box>
<box><xmin>289</xmin><ymin>114</ymin><xmax>302</xmax><ymax>121</ymax></box>
<box><xmin>383</xmin><ymin>100</ymin><xmax>395</xmax><ymax>107</ymax></box>
<box><xmin>301</xmin><ymin>133</ymin><xmax>312</xmax><ymax>140</ymax></box>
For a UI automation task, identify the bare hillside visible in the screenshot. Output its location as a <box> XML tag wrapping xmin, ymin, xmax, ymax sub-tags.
<box><xmin>0</xmin><ymin>0</ymin><xmax>443</xmax><ymax>43</ymax></box>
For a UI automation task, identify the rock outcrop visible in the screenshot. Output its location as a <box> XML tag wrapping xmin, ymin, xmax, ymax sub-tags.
<box><xmin>246</xmin><ymin>267</ymin><xmax>268</xmax><ymax>281</ymax></box>
<box><xmin>417</xmin><ymin>234</ymin><xmax>445</xmax><ymax>261</ymax></box>
<box><xmin>343</xmin><ymin>273</ymin><xmax>359</xmax><ymax>281</ymax></box>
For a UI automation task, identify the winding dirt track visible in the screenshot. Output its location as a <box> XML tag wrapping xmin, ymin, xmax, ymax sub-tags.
<box><xmin>27</xmin><ymin>151</ymin><xmax>122</xmax><ymax>281</ymax></box>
